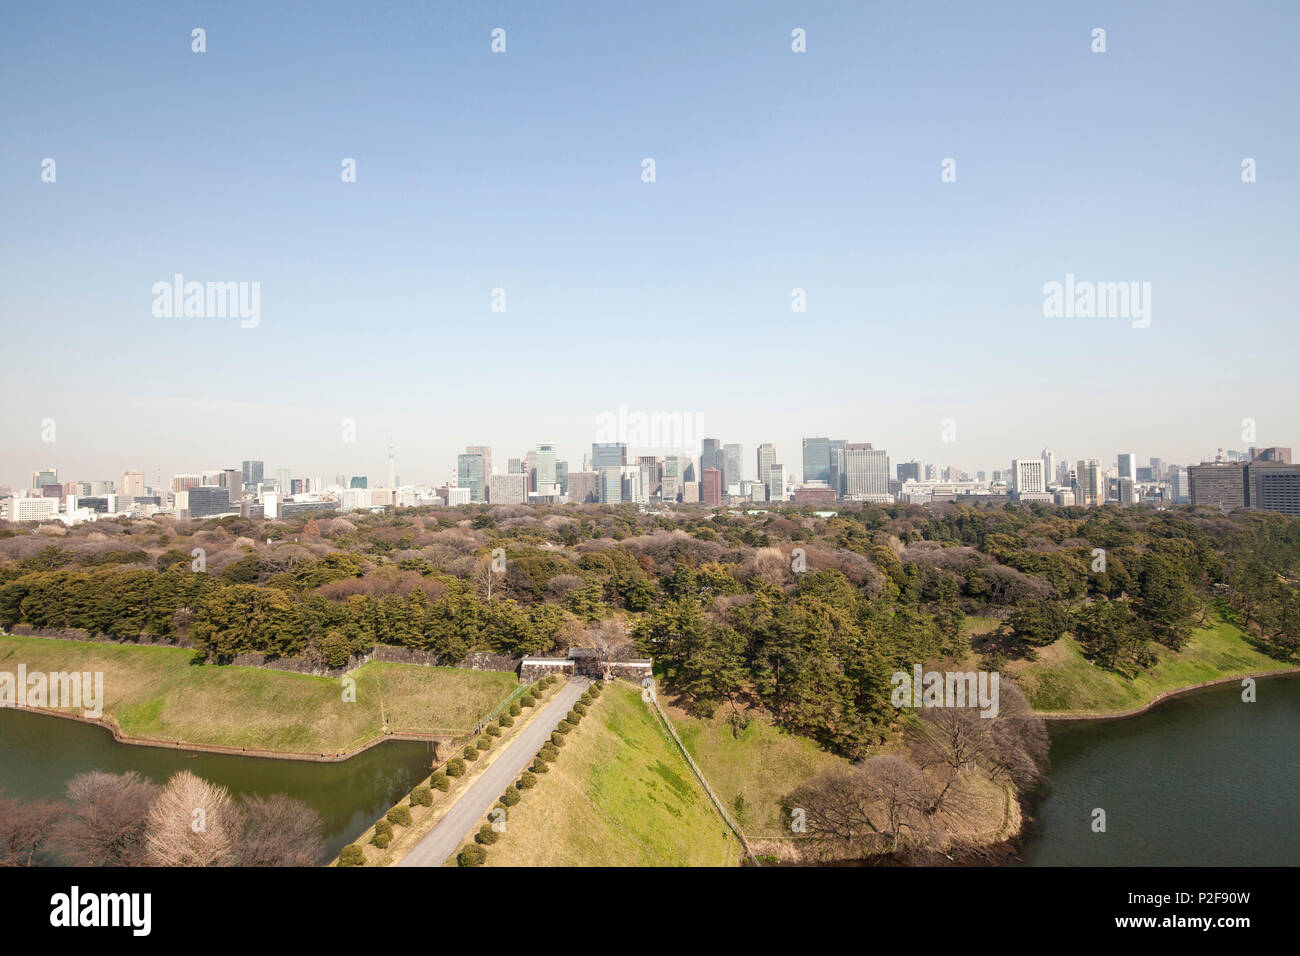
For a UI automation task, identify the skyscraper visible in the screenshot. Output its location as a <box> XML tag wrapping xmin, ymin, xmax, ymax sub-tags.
<box><xmin>802</xmin><ymin>437</ymin><xmax>831</xmax><ymax>484</ymax></box>
<box><xmin>465</xmin><ymin>445</ymin><xmax>493</xmax><ymax>478</ymax></box>
<box><xmin>1075</xmin><ymin>459</ymin><xmax>1103</xmax><ymax>507</ymax></box>
<box><xmin>701</xmin><ymin>467</ymin><xmax>723</xmax><ymax>506</ymax></box>
<box><xmin>1117</xmin><ymin>453</ymin><xmax>1136</xmax><ymax>481</ymax></box>
<box><xmin>844</xmin><ymin>444</ymin><xmax>890</xmax><ymax>500</ymax></box>
<box><xmin>700</xmin><ymin>438</ymin><xmax>723</xmax><ymax>483</ymax></box>
<box><xmin>592</xmin><ymin>442</ymin><xmax>627</xmax><ymax>471</ymax></box>
<box><xmin>241</xmin><ymin>460</ymin><xmax>264</xmax><ymax>494</ymax></box>
<box><xmin>769</xmin><ymin>464</ymin><xmax>786</xmax><ymax>501</ymax></box>
<box><xmin>456</xmin><ymin>453</ymin><xmax>485</xmax><ymax>501</ymax></box>
<box><xmin>535</xmin><ymin>443</ymin><xmax>558</xmax><ymax>489</ymax></box>
<box><xmin>756</xmin><ymin>443</ymin><xmax>777</xmax><ymax>487</ymax></box>
<box><xmin>1041</xmin><ymin>448</ymin><xmax>1056</xmax><ymax>487</ymax></box>
<box><xmin>1012</xmin><ymin>458</ymin><xmax>1048</xmax><ymax>495</ymax></box>
<box><xmin>723</xmin><ymin>443</ymin><xmax>743</xmax><ymax>492</ymax></box>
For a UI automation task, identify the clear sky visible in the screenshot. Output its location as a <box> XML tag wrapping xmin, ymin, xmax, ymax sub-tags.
<box><xmin>2</xmin><ymin>1</ymin><xmax>1298</xmax><ymax>489</ymax></box>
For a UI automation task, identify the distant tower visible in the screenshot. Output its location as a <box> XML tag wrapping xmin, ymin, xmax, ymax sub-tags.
<box><xmin>387</xmin><ymin>442</ymin><xmax>396</xmax><ymax>488</ymax></box>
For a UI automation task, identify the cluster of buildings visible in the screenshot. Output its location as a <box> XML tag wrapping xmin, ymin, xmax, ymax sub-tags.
<box><xmin>4</xmin><ymin>441</ymin><xmax>1297</xmax><ymax>526</ymax></box>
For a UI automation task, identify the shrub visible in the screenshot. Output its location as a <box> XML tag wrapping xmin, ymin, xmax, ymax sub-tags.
<box><xmin>553</xmin><ymin>721</ymin><xmax>571</xmax><ymax>735</ymax></box>
<box><xmin>476</xmin><ymin>736</ymin><xmax>492</xmax><ymax>751</ymax></box>
<box><xmin>530</xmin><ymin>760</ymin><xmax>549</xmax><ymax>774</ymax></box>
<box><xmin>566</xmin><ymin>711</ymin><xmax>581</xmax><ymax>724</ymax></box>
<box><xmin>410</xmin><ymin>786</ymin><xmax>433</xmax><ymax>807</ymax></box>
<box><xmin>338</xmin><ymin>844</ymin><xmax>365</xmax><ymax>867</ymax></box>
<box><xmin>374</xmin><ymin>819</ymin><xmax>394</xmax><ymax>839</ymax></box>
<box><xmin>538</xmin><ymin>745</ymin><xmax>559</xmax><ymax>762</ymax></box>
<box><xmin>463</xmin><ymin>746</ymin><xmax>479</xmax><ymax>762</ymax></box>
<box><xmin>371</xmin><ymin>831</ymin><xmax>391</xmax><ymax>849</ymax></box>
<box><xmin>573</xmin><ymin>702</ymin><xmax>588</xmax><ymax>716</ymax></box>
<box><xmin>549</xmin><ymin>731</ymin><xmax>565</xmax><ymax>747</ymax></box>
<box><xmin>520</xmin><ymin>694</ymin><xmax>536</xmax><ymax>708</ymax></box>
<box><xmin>486</xmin><ymin>723</ymin><xmax>501</xmax><ymax>737</ymax></box>
<box><xmin>445</xmin><ymin>759</ymin><xmax>466</xmax><ymax>778</ymax></box>
<box><xmin>498</xmin><ymin>713</ymin><xmax>515</xmax><ymax>727</ymax></box>
<box><xmin>475</xmin><ymin>824</ymin><xmax>500</xmax><ymax>846</ymax></box>
<box><xmin>517</xmin><ymin>772</ymin><xmax>537</xmax><ymax>790</ymax></box>
<box><xmin>499</xmin><ymin>788</ymin><xmax>520</xmax><ymax>807</ymax></box>
<box><xmin>509</xmin><ymin>702</ymin><xmax>521</xmax><ymax>716</ymax></box>
<box><xmin>387</xmin><ymin>806</ymin><xmax>412</xmax><ymax>827</ymax></box>
<box><xmin>458</xmin><ymin>845</ymin><xmax>486</xmax><ymax>867</ymax></box>
<box><xmin>432</xmin><ymin>770</ymin><xmax>452</xmax><ymax>790</ymax></box>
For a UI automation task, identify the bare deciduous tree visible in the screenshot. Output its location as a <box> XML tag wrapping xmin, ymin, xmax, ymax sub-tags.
<box><xmin>235</xmin><ymin>793</ymin><xmax>325</xmax><ymax>867</ymax></box>
<box><xmin>56</xmin><ymin>771</ymin><xmax>160</xmax><ymax>867</ymax></box>
<box><xmin>0</xmin><ymin>793</ymin><xmax>63</xmax><ymax>866</ymax></box>
<box><xmin>787</xmin><ymin>756</ymin><xmax>938</xmax><ymax>855</ymax></box>
<box><xmin>144</xmin><ymin>771</ymin><xmax>237</xmax><ymax>867</ymax></box>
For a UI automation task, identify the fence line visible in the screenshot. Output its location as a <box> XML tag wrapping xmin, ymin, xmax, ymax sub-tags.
<box><xmin>645</xmin><ymin>690</ymin><xmax>759</xmax><ymax>866</ymax></box>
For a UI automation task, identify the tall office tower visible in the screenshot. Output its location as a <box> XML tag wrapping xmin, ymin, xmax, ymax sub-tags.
<box><xmin>349</xmin><ymin>476</ymin><xmax>368</xmax><ymax>489</ymax></box>
<box><xmin>566</xmin><ymin>470</ymin><xmax>598</xmax><ymax>503</ymax></box>
<box><xmin>1012</xmin><ymin>458</ymin><xmax>1048</xmax><ymax>495</ymax></box>
<box><xmin>387</xmin><ymin>445</ymin><xmax>397</xmax><ymax>488</ymax></box>
<box><xmin>723</xmin><ymin>443</ymin><xmax>743</xmax><ymax>491</ymax></box>
<box><xmin>599</xmin><ymin>465</ymin><xmax>623</xmax><ymax>504</ymax></box>
<box><xmin>924</xmin><ymin>463</ymin><xmax>938</xmax><ymax>481</ymax></box>
<box><xmin>276</xmin><ymin>467</ymin><xmax>292</xmax><ymax>493</ymax></box>
<box><xmin>1167</xmin><ymin>464</ymin><xmax>1188</xmax><ymax>503</ymax></box>
<box><xmin>769</xmin><ymin>464</ymin><xmax>786</xmax><ymax>501</ymax></box>
<box><xmin>1057</xmin><ymin>459</ymin><xmax>1073</xmax><ymax>486</ymax></box>
<box><xmin>661</xmin><ymin>455</ymin><xmax>682</xmax><ymax>501</ymax></box>
<box><xmin>465</xmin><ymin>445</ymin><xmax>493</xmax><ymax>478</ymax></box>
<box><xmin>31</xmin><ymin>468</ymin><xmax>58</xmax><ymax>489</ymax></box>
<box><xmin>121</xmin><ymin>471</ymin><xmax>146</xmax><ymax>497</ymax></box>
<box><xmin>682</xmin><ymin>460</ymin><xmax>697</xmax><ymax>482</ymax></box>
<box><xmin>897</xmin><ymin>461</ymin><xmax>921</xmax><ymax>483</ymax></box>
<box><xmin>700</xmin><ymin>438</ymin><xmax>723</xmax><ymax>482</ymax></box>
<box><xmin>508</xmin><ymin>458</ymin><xmax>522</xmax><ymax>474</ymax></box>
<box><xmin>241</xmin><ymin>460</ymin><xmax>264</xmax><ymax>493</ymax></box>
<box><xmin>622</xmin><ymin>466</ymin><xmax>646</xmax><ymax>504</ymax></box>
<box><xmin>1148</xmin><ymin>457</ymin><xmax>1164</xmax><ymax>482</ymax></box>
<box><xmin>334</xmin><ymin>475</ymin><xmax>347</xmax><ymax>489</ymax></box>
<box><xmin>555</xmin><ymin>461</ymin><xmax>569</xmax><ymax>495</ymax></box>
<box><xmin>592</xmin><ymin>442</ymin><xmax>628</xmax><ymax>471</ymax></box>
<box><xmin>1075</xmin><ymin>459</ymin><xmax>1103</xmax><ymax>507</ymax></box>
<box><xmin>802</xmin><ymin>437</ymin><xmax>832</xmax><ymax>484</ymax></box>
<box><xmin>829</xmin><ymin>439</ymin><xmax>847</xmax><ymax>496</ymax></box>
<box><xmin>844</xmin><ymin>444</ymin><xmax>891</xmax><ymax>500</ymax></box>
<box><xmin>1117</xmin><ymin>453</ymin><xmax>1136</xmax><ymax>481</ymax></box>
<box><xmin>535</xmin><ymin>443</ymin><xmax>558</xmax><ymax>488</ymax></box>
<box><xmin>701</xmin><ymin>467</ymin><xmax>723</xmax><ymax>506</ymax></box>
<box><xmin>220</xmin><ymin>469</ymin><xmax>241</xmax><ymax>499</ymax></box>
<box><xmin>1041</xmin><ymin>448</ymin><xmax>1057</xmax><ymax>487</ymax></box>
<box><xmin>756</xmin><ymin>444</ymin><xmax>777</xmax><ymax>487</ymax></box>
<box><xmin>456</xmin><ymin>453</ymin><xmax>486</xmax><ymax>501</ymax></box>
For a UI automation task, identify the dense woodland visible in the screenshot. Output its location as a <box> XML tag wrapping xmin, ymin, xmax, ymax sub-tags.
<box><xmin>2</xmin><ymin>501</ymin><xmax>1299</xmax><ymax>759</ymax></box>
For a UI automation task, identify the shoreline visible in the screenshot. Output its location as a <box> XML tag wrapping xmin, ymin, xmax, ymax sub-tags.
<box><xmin>0</xmin><ymin>703</ymin><xmax>455</xmax><ymax>763</ymax></box>
<box><xmin>1034</xmin><ymin>666</ymin><xmax>1300</xmax><ymax>723</ymax></box>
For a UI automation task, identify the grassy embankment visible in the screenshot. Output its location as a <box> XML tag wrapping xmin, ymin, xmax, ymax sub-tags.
<box><xmin>470</xmin><ymin>681</ymin><xmax>740</xmax><ymax>866</ymax></box>
<box><xmin>0</xmin><ymin>634</ymin><xmax>516</xmax><ymax>753</ymax></box>
<box><xmin>966</xmin><ymin>614</ymin><xmax>1294</xmax><ymax>716</ymax></box>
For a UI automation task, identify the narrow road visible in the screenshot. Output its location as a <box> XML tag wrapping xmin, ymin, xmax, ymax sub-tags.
<box><xmin>397</xmin><ymin>678</ymin><xmax>589</xmax><ymax>867</ymax></box>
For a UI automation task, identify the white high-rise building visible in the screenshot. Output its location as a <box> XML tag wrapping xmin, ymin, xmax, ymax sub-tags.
<box><xmin>1117</xmin><ymin>452</ymin><xmax>1136</xmax><ymax>481</ymax></box>
<box><xmin>769</xmin><ymin>464</ymin><xmax>786</xmax><ymax>501</ymax></box>
<box><xmin>1012</xmin><ymin>458</ymin><xmax>1048</xmax><ymax>495</ymax></box>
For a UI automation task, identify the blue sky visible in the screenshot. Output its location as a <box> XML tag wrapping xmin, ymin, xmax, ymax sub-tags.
<box><xmin>2</xmin><ymin>1</ymin><xmax>1298</xmax><ymax>488</ymax></box>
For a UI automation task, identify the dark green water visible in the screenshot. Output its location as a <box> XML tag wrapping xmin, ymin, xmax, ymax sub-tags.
<box><xmin>0</xmin><ymin>708</ymin><xmax>436</xmax><ymax>863</ymax></box>
<box><xmin>1021</xmin><ymin>674</ymin><xmax>1300</xmax><ymax>866</ymax></box>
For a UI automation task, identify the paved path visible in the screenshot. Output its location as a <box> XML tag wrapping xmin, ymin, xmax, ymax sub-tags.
<box><xmin>397</xmin><ymin>678</ymin><xmax>589</xmax><ymax>867</ymax></box>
